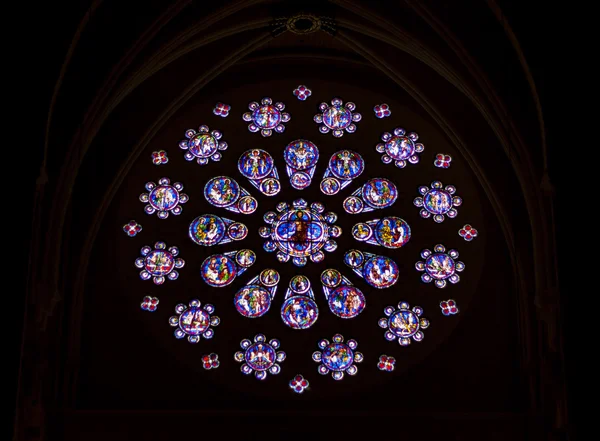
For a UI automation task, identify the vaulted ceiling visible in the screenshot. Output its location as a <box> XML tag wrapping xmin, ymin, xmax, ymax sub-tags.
<box><xmin>19</xmin><ymin>1</ymin><xmax>566</xmax><ymax>440</ymax></box>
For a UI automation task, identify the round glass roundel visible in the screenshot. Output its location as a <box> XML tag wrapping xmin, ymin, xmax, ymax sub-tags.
<box><xmin>425</xmin><ymin>253</ymin><xmax>456</xmax><ymax>280</ymax></box>
<box><xmin>234</xmin><ymin>285</ymin><xmax>272</xmax><ymax>318</ymax></box>
<box><xmin>200</xmin><ymin>254</ymin><xmax>237</xmax><ymax>287</ymax></box>
<box><xmin>228</xmin><ymin>222</ymin><xmax>248</xmax><ymax>241</ymax></box>
<box><xmin>321</xmin><ymin>343</ymin><xmax>354</xmax><ymax>371</ymax></box>
<box><xmin>189</xmin><ymin>215</ymin><xmax>226</xmax><ymax>246</ymax></box>
<box><xmin>204</xmin><ymin>176</ymin><xmax>240</xmax><ymax>207</ymax></box>
<box><xmin>281</xmin><ymin>296</ymin><xmax>319</xmax><ymax>329</ymax></box>
<box><xmin>374</xmin><ymin>217</ymin><xmax>411</xmax><ymax>248</ymax></box>
<box><xmin>385</xmin><ymin>136</ymin><xmax>415</xmax><ymax>160</ymax></box>
<box><xmin>329</xmin><ymin>151</ymin><xmax>364</xmax><ymax>180</ymax></box>
<box><xmin>238</xmin><ymin>195</ymin><xmax>257</xmax><ymax>214</ymax></box>
<box><xmin>252</xmin><ymin>105</ymin><xmax>282</xmax><ymax>129</ymax></box>
<box><xmin>179</xmin><ymin>308</ymin><xmax>210</xmax><ymax>335</ymax></box>
<box><xmin>144</xmin><ymin>250</ymin><xmax>175</xmax><ymax>276</ymax></box>
<box><xmin>364</xmin><ymin>255</ymin><xmax>399</xmax><ymax>288</ymax></box>
<box><xmin>424</xmin><ymin>189</ymin><xmax>453</xmax><ymax>215</ymax></box>
<box><xmin>344</xmin><ymin>250</ymin><xmax>364</xmax><ymax>268</ymax></box>
<box><xmin>323</xmin><ymin>106</ymin><xmax>352</xmax><ymax>130</ymax></box>
<box><xmin>189</xmin><ymin>132</ymin><xmax>218</xmax><ymax>158</ymax></box>
<box><xmin>284</xmin><ymin>140</ymin><xmax>319</xmax><ymax>170</ymax></box>
<box><xmin>328</xmin><ymin>286</ymin><xmax>365</xmax><ymax>319</ymax></box>
<box><xmin>149</xmin><ymin>186</ymin><xmax>179</xmax><ymax>211</ymax></box>
<box><xmin>273</xmin><ymin>208</ymin><xmax>328</xmax><ymax>258</ymax></box>
<box><xmin>321</xmin><ymin>269</ymin><xmax>342</xmax><ymax>287</ymax></box>
<box><xmin>388</xmin><ymin>310</ymin><xmax>420</xmax><ymax>338</ymax></box>
<box><xmin>320</xmin><ymin>177</ymin><xmax>341</xmax><ymax>195</ymax></box>
<box><xmin>260</xmin><ymin>269</ymin><xmax>280</xmax><ymax>286</ymax></box>
<box><xmin>343</xmin><ymin>196</ymin><xmax>364</xmax><ymax>214</ymax></box>
<box><xmin>238</xmin><ymin>149</ymin><xmax>274</xmax><ymax>180</ymax></box>
<box><xmin>362</xmin><ymin>178</ymin><xmax>398</xmax><ymax>209</ymax></box>
<box><xmin>245</xmin><ymin>342</ymin><xmax>276</xmax><ymax>371</ymax></box>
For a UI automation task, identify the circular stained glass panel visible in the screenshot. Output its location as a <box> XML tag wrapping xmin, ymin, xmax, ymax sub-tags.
<box><xmin>328</xmin><ymin>286</ymin><xmax>365</xmax><ymax>319</ymax></box>
<box><xmin>424</xmin><ymin>189</ymin><xmax>453</xmax><ymax>214</ymax></box>
<box><xmin>238</xmin><ymin>149</ymin><xmax>274</xmax><ymax>180</ymax></box>
<box><xmin>425</xmin><ymin>253</ymin><xmax>456</xmax><ymax>280</ymax></box>
<box><xmin>374</xmin><ymin>217</ymin><xmax>410</xmax><ymax>248</ymax></box>
<box><xmin>189</xmin><ymin>133</ymin><xmax>218</xmax><ymax>158</ymax></box>
<box><xmin>201</xmin><ymin>254</ymin><xmax>237</xmax><ymax>287</ymax></box>
<box><xmin>149</xmin><ymin>186</ymin><xmax>179</xmax><ymax>211</ymax></box>
<box><xmin>245</xmin><ymin>343</ymin><xmax>276</xmax><ymax>371</ymax></box>
<box><xmin>329</xmin><ymin>151</ymin><xmax>364</xmax><ymax>180</ymax></box>
<box><xmin>234</xmin><ymin>286</ymin><xmax>272</xmax><ymax>318</ymax></box>
<box><xmin>385</xmin><ymin>136</ymin><xmax>415</xmax><ymax>160</ymax></box>
<box><xmin>284</xmin><ymin>140</ymin><xmax>319</xmax><ymax>170</ymax></box>
<box><xmin>323</xmin><ymin>106</ymin><xmax>352</xmax><ymax>130</ymax></box>
<box><xmin>252</xmin><ymin>105</ymin><xmax>282</xmax><ymax>129</ymax></box>
<box><xmin>364</xmin><ymin>256</ymin><xmax>399</xmax><ymax>288</ymax></box>
<box><xmin>281</xmin><ymin>297</ymin><xmax>319</xmax><ymax>329</ymax></box>
<box><xmin>189</xmin><ymin>215</ymin><xmax>226</xmax><ymax>246</ymax></box>
<box><xmin>145</xmin><ymin>250</ymin><xmax>175</xmax><ymax>276</ymax></box>
<box><xmin>179</xmin><ymin>308</ymin><xmax>210</xmax><ymax>335</ymax></box>
<box><xmin>362</xmin><ymin>178</ymin><xmax>397</xmax><ymax>209</ymax></box>
<box><xmin>322</xmin><ymin>343</ymin><xmax>354</xmax><ymax>371</ymax></box>
<box><xmin>388</xmin><ymin>310</ymin><xmax>420</xmax><ymax>337</ymax></box>
<box><xmin>204</xmin><ymin>177</ymin><xmax>240</xmax><ymax>207</ymax></box>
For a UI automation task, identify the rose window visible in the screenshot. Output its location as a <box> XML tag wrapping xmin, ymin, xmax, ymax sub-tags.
<box><xmin>120</xmin><ymin>84</ymin><xmax>480</xmax><ymax>396</ymax></box>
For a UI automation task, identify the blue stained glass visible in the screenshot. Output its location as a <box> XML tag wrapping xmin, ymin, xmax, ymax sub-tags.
<box><xmin>238</xmin><ymin>149</ymin><xmax>274</xmax><ymax>180</ymax></box>
<box><xmin>322</xmin><ymin>343</ymin><xmax>354</xmax><ymax>371</ymax></box>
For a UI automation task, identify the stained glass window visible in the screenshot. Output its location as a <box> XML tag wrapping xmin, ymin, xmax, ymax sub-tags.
<box><xmin>123</xmin><ymin>86</ymin><xmax>478</xmax><ymax>394</ymax></box>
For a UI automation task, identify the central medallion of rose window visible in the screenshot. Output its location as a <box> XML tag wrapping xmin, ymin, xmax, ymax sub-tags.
<box><xmin>259</xmin><ymin>199</ymin><xmax>341</xmax><ymax>267</ymax></box>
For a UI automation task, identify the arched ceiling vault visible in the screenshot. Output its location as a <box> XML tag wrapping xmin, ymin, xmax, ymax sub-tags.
<box><xmin>21</xmin><ymin>1</ymin><xmax>564</xmax><ymax>439</ymax></box>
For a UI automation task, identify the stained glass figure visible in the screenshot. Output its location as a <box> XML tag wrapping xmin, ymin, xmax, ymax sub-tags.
<box><xmin>234</xmin><ymin>268</ymin><xmax>280</xmax><ymax>318</ymax></box>
<box><xmin>242</xmin><ymin>97</ymin><xmax>290</xmax><ymax>137</ymax></box>
<box><xmin>139</xmin><ymin>177</ymin><xmax>188</xmax><ymax>219</ymax></box>
<box><xmin>135</xmin><ymin>241</ymin><xmax>184</xmax><ymax>285</ymax></box>
<box><xmin>312</xmin><ymin>334</ymin><xmax>363</xmax><ymax>380</ymax></box>
<box><xmin>169</xmin><ymin>299</ymin><xmax>220</xmax><ymax>343</ymax></box>
<box><xmin>352</xmin><ymin>216</ymin><xmax>411</xmax><ymax>249</ymax></box>
<box><xmin>373</xmin><ymin>104</ymin><xmax>391</xmax><ymax>119</ymax></box>
<box><xmin>281</xmin><ymin>275</ymin><xmax>319</xmax><ymax>329</ymax></box>
<box><xmin>440</xmin><ymin>299</ymin><xmax>459</xmax><ymax>315</ymax></box>
<box><xmin>140</xmin><ymin>296</ymin><xmax>159</xmax><ymax>311</ymax></box>
<box><xmin>200</xmin><ymin>249</ymin><xmax>255</xmax><ymax>287</ymax></box>
<box><xmin>375</xmin><ymin>127</ymin><xmax>424</xmax><ymax>169</ymax></box>
<box><xmin>314</xmin><ymin>98</ymin><xmax>361</xmax><ymax>137</ymax></box>
<box><xmin>238</xmin><ymin>149</ymin><xmax>281</xmax><ymax>196</ymax></box>
<box><xmin>202</xmin><ymin>353</ymin><xmax>220</xmax><ymax>369</ymax></box>
<box><xmin>189</xmin><ymin>214</ymin><xmax>247</xmax><ymax>246</ymax></box>
<box><xmin>204</xmin><ymin>176</ymin><xmax>258</xmax><ymax>215</ymax></box>
<box><xmin>414</xmin><ymin>181</ymin><xmax>462</xmax><ymax>223</ymax></box>
<box><xmin>151</xmin><ymin>150</ymin><xmax>168</xmax><ymax>165</ymax></box>
<box><xmin>343</xmin><ymin>178</ymin><xmax>397</xmax><ymax>214</ymax></box>
<box><xmin>284</xmin><ymin>139</ymin><xmax>319</xmax><ymax>190</ymax></box>
<box><xmin>320</xmin><ymin>150</ymin><xmax>364</xmax><ymax>195</ymax></box>
<box><xmin>415</xmin><ymin>244</ymin><xmax>465</xmax><ymax>288</ymax></box>
<box><xmin>234</xmin><ymin>334</ymin><xmax>286</xmax><ymax>380</ymax></box>
<box><xmin>213</xmin><ymin>102</ymin><xmax>230</xmax><ymax>117</ymax></box>
<box><xmin>434</xmin><ymin>153</ymin><xmax>452</xmax><ymax>169</ymax></box>
<box><xmin>459</xmin><ymin>224</ymin><xmax>478</xmax><ymax>241</ymax></box>
<box><xmin>378</xmin><ymin>302</ymin><xmax>429</xmax><ymax>346</ymax></box>
<box><xmin>290</xmin><ymin>375</ymin><xmax>309</xmax><ymax>393</ymax></box>
<box><xmin>344</xmin><ymin>249</ymin><xmax>399</xmax><ymax>289</ymax></box>
<box><xmin>293</xmin><ymin>85</ymin><xmax>312</xmax><ymax>101</ymax></box>
<box><xmin>260</xmin><ymin>199</ymin><xmax>341</xmax><ymax>266</ymax></box>
<box><xmin>320</xmin><ymin>269</ymin><xmax>366</xmax><ymax>319</ymax></box>
<box><xmin>123</xmin><ymin>220</ymin><xmax>142</xmax><ymax>237</ymax></box>
<box><xmin>377</xmin><ymin>355</ymin><xmax>395</xmax><ymax>372</ymax></box>
<box><xmin>179</xmin><ymin>125</ymin><xmax>227</xmax><ymax>165</ymax></box>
